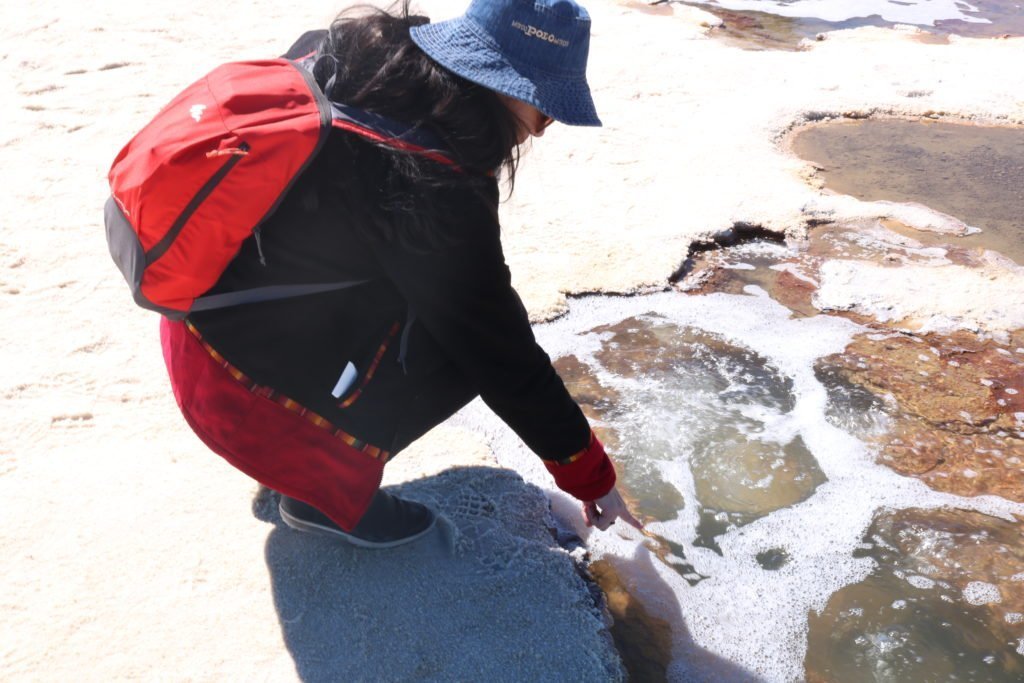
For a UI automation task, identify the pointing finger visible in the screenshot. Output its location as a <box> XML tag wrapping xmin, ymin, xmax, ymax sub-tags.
<box><xmin>621</xmin><ymin>509</ymin><xmax>645</xmax><ymax>530</ymax></box>
<box><xmin>583</xmin><ymin>502</ymin><xmax>596</xmax><ymax>527</ymax></box>
<box><xmin>594</xmin><ymin>513</ymin><xmax>614</xmax><ymax>531</ymax></box>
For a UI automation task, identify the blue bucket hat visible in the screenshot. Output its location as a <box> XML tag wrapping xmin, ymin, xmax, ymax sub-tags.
<box><xmin>409</xmin><ymin>0</ymin><xmax>601</xmax><ymax>126</ymax></box>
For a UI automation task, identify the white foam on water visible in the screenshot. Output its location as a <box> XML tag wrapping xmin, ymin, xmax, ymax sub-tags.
<box><xmin>469</xmin><ymin>290</ymin><xmax>1024</xmax><ymax>682</ymax></box>
<box><xmin>686</xmin><ymin>0</ymin><xmax>990</xmax><ymax>27</ymax></box>
<box><xmin>907</xmin><ymin>575</ymin><xmax>936</xmax><ymax>590</ymax></box>
<box><xmin>729</xmin><ymin>241</ymin><xmax>797</xmax><ymax>261</ymax></box>
<box><xmin>963</xmin><ymin>581</ymin><xmax>1003</xmax><ymax>605</ymax></box>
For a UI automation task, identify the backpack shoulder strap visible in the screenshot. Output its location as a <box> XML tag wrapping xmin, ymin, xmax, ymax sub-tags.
<box><xmin>329</xmin><ymin>102</ymin><xmax>460</xmax><ymax>170</ymax></box>
<box><xmin>189</xmin><ymin>281</ymin><xmax>370</xmax><ymax>313</ymax></box>
<box><xmin>296</xmin><ymin>53</ymin><xmax>462</xmax><ymax>171</ymax></box>
<box><xmin>188</xmin><ymin>59</ymin><xmax>460</xmax><ymax>315</ymax></box>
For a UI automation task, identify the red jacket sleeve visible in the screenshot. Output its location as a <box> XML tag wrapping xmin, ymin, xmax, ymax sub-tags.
<box><xmin>543</xmin><ymin>430</ymin><xmax>617</xmax><ymax>501</ymax></box>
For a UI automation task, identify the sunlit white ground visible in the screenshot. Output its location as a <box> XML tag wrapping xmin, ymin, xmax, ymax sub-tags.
<box><xmin>2</xmin><ymin>0</ymin><xmax>1023</xmax><ymax>679</ymax></box>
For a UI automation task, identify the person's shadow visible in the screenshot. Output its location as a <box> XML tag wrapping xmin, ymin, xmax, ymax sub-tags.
<box><xmin>254</xmin><ymin>466</ymin><xmax>765</xmax><ymax>683</ymax></box>
<box><xmin>253</xmin><ymin>466</ymin><xmax>626</xmax><ymax>682</ymax></box>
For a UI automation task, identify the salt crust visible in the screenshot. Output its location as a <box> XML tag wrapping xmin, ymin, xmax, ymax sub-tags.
<box><xmin>2</xmin><ymin>0</ymin><xmax>1023</xmax><ymax>680</ymax></box>
<box><xmin>814</xmin><ymin>257</ymin><xmax>1024</xmax><ymax>334</ymax></box>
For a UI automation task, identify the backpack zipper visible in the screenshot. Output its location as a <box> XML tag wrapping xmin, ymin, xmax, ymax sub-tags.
<box><xmin>145</xmin><ymin>141</ymin><xmax>251</xmax><ymax>266</ymax></box>
<box><xmin>253</xmin><ymin>226</ymin><xmax>267</xmax><ymax>266</ymax></box>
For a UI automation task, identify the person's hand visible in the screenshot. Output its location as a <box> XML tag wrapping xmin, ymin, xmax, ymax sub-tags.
<box><xmin>583</xmin><ymin>486</ymin><xmax>644</xmax><ymax>531</ymax></box>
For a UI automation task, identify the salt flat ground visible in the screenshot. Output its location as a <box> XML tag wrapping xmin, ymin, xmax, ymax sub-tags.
<box><xmin>1</xmin><ymin>0</ymin><xmax>1022</xmax><ymax>680</ymax></box>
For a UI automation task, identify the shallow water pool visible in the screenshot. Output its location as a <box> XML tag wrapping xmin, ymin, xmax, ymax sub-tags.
<box><xmin>682</xmin><ymin>0</ymin><xmax>1024</xmax><ymax>41</ymax></box>
<box><xmin>488</xmin><ymin>283</ymin><xmax>1024</xmax><ymax>681</ymax></box>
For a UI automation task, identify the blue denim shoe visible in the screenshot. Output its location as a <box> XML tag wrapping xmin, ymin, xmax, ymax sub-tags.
<box><xmin>279</xmin><ymin>490</ymin><xmax>436</xmax><ymax>549</ymax></box>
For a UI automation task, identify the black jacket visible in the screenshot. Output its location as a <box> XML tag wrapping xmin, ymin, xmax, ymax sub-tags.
<box><xmin>188</xmin><ymin>126</ymin><xmax>591</xmax><ymax>461</ymax></box>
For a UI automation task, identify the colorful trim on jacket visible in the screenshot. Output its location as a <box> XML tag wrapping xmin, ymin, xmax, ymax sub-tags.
<box><xmin>338</xmin><ymin>321</ymin><xmax>401</xmax><ymax>409</ymax></box>
<box><xmin>554</xmin><ymin>441</ymin><xmax>588</xmax><ymax>465</ymax></box>
<box><xmin>184</xmin><ymin>320</ymin><xmax>392</xmax><ymax>463</ymax></box>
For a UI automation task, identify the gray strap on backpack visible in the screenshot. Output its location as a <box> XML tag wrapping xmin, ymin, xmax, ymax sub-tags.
<box><xmin>397</xmin><ymin>307</ymin><xmax>417</xmax><ymax>374</ymax></box>
<box><xmin>190</xmin><ymin>281</ymin><xmax>367</xmax><ymax>312</ymax></box>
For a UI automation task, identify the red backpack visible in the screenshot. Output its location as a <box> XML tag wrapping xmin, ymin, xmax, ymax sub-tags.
<box><xmin>105</xmin><ymin>57</ymin><xmax>456</xmax><ymax>319</ymax></box>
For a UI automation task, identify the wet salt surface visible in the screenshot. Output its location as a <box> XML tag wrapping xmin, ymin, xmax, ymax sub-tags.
<box><xmin>690</xmin><ymin>230</ymin><xmax>1024</xmax><ymax>493</ymax></box>
<box><xmin>791</xmin><ymin>120</ymin><xmax>1024</xmax><ymax>265</ymax></box>
<box><xmin>677</xmin><ymin>0</ymin><xmax>1024</xmax><ymax>45</ymax></box>
<box><xmin>469</xmin><ymin>288</ymin><xmax>1024</xmax><ymax>681</ymax></box>
<box><xmin>497</xmin><ymin>77</ymin><xmax>1024</xmax><ymax>683</ymax></box>
<box><xmin>584</xmin><ymin>317</ymin><xmax>828</xmax><ymax>552</ymax></box>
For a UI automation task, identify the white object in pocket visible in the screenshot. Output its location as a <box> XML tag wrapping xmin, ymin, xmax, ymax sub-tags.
<box><xmin>331</xmin><ymin>361</ymin><xmax>358</xmax><ymax>399</ymax></box>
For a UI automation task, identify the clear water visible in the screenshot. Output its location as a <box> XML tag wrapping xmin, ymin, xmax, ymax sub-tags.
<box><xmin>807</xmin><ymin>507</ymin><xmax>1024</xmax><ymax>682</ymax></box>
<box><xmin>692</xmin><ymin>0</ymin><xmax>989</xmax><ymax>26</ymax></box>
<box><xmin>490</xmin><ymin>87</ymin><xmax>1024</xmax><ymax>683</ymax></box>
<box><xmin>683</xmin><ymin>0</ymin><xmax>1024</xmax><ymax>36</ymax></box>
<box><xmin>791</xmin><ymin>120</ymin><xmax>1024</xmax><ymax>265</ymax></box>
<box><xmin>582</xmin><ymin>318</ymin><xmax>828</xmax><ymax>552</ymax></box>
<box><xmin>483</xmin><ymin>288</ymin><xmax>1024</xmax><ymax>681</ymax></box>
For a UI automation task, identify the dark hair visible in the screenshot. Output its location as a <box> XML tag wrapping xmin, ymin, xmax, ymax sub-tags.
<box><xmin>313</xmin><ymin>1</ymin><xmax>525</xmax><ymax>250</ymax></box>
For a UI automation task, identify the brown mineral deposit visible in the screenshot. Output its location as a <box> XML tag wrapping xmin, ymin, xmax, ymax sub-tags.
<box><xmin>768</xmin><ymin>267</ymin><xmax>819</xmax><ymax>318</ymax></box>
<box><xmin>807</xmin><ymin>507</ymin><xmax>1024</xmax><ymax>681</ymax></box>
<box><xmin>588</xmin><ymin>559</ymin><xmax>673</xmax><ymax>683</ymax></box>
<box><xmin>552</xmin><ymin>354</ymin><xmax>622</xmax><ymax>454</ymax></box>
<box><xmin>822</xmin><ymin>330</ymin><xmax>1024</xmax><ymax>501</ymax></box>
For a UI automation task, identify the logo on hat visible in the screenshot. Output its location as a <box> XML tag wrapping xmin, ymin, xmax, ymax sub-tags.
<box><xmin>510</xmin><ymin>20</ymin><xmax>570</xmax><ymax>47</ymax></box>
<box><xmin>409</xmin><ymin>0</ymin><xmax>602</xmax><ymax>126</ymax></box>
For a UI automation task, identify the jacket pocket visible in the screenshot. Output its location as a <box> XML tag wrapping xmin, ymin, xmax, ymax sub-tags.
<box><xmin>334</xmin><ymin>320</ymin><xmax>401</xmax><ymax>409</ymax></box>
